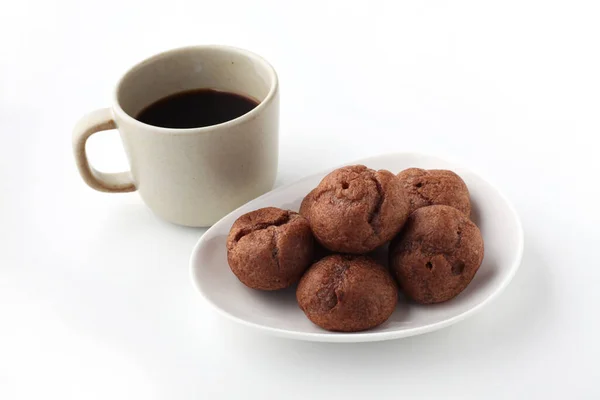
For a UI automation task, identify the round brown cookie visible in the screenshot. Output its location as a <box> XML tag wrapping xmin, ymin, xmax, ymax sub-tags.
<box><xmin>297</xmin><ymin>254</ymin><xmax>398</xmax><ymax>332</ymax></box>
<box><xmin>227</xmin><ymin>207</ymin><xmax>314</xmax><ymax>290</ymax></box>
<box><xmin>389</xmin><ymin>205</ymin><xmax>484</xmax><ymax>304</ymax></box>
<box><xmin>396</xmin><ymin>168</ymin><xmax>471</xmax><ymax>216</ymax></box>
<box><xmin>306</xmin><ymin>165</ymin><xmax>410</xmax><ymax>254</ymax></box>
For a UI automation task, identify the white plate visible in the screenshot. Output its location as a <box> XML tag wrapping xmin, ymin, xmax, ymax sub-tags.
<box><xmin>190</xmin><ymin>152</ymin><xmax>524</xmax><ymax>342</ymax></box>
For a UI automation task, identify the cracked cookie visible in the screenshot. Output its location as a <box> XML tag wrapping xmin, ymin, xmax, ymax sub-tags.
<box><xmin>226</xmin><ymin>207</ymin><xmax>314</xmax><ymax>290</ymax></box>
<box><xmin>303</xmin><ymin>165</ymin><xmax>410</xmax><ymax>254</ymax></box>
<box><xmin>389</xmin><ymin>205</ymin><xmax>484</xmax><ymax>304</ymax></box>
<box><xmin>397</xmin><ymin>168</ymin><xmax>471</xmax><ymax>216</ymax></box>
<box><xmin>296</xmin><ymin>254</ymin><xmax>398</xmax><ymax>332</ymax></box>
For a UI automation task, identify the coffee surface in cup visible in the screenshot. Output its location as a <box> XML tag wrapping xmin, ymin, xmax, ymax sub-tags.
<box><xmin>136</xmin><ymin>89</ymin><xmax>259</xmax><ymax>129</ymax></box>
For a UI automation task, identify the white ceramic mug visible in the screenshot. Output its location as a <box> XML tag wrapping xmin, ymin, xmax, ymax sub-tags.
<box><xmin>73</xmin><ymin>45</ymin><xmax>279</xmax><ymax>227</ymax></box>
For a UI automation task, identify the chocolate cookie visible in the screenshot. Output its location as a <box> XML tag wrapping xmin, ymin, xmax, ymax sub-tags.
<box><xmin>389</xmin><ymin>205</ymin><xmax>484</xmax><ymax>304</ymax></box>
<box><xmin>304</xmin><ymin>165</ymin><xmax>410</xmax><ymax>253</ymax></box>
<box><xmin>397</xmin><ymin>168</ymin><xmax>471</xmax><ymax>216</ymax></box>
<box><xmin>227</xmin><ymin>207</ymin><xmax>314</xmax><ymax>290</ymax></box>
<box><xmin>297</xmin><ymin>254</ymin><xmax>398</xmax><ymax>332</ymax></box>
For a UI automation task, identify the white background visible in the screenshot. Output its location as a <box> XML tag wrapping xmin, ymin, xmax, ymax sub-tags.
<box><xmin>1</xmin><ymin>0</ymin><xmax>599</xmax><ymax>398</ymax></box>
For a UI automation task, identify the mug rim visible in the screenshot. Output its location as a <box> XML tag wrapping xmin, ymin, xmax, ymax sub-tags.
<box><xmin>111</xmin><ymin>45</ymin><xmax>279</xmax><ymax>134</ymax></box>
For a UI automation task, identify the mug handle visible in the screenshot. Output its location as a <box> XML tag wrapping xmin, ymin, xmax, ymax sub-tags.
<box><xmin>72</xmin><ymin>108</ymin><xmax>136</xmax><ymax>193</ymax></box>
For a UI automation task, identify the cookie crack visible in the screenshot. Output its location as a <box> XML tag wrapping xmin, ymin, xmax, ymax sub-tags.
<box><xmin>413</xmin><ymin>180</ymin><xmax>449</xmax><ymax>206</ymax></box>
<box><xmin>414</xmin><ymin>184</ymin><xmax>435</xmax><ymax>205</ymax></box>
<box><xmin>232</xmin><ymin>212</ymin><xmax>290</xmax><ymax>244</ymax></box>
<box><xmin>314</xmin><ymin>173</ymin><xmax>376</xmax><ymax>204</ymax></box>
<box><xmin>316</xmin><ymin>263</ymin><xmax>349</xmax><ymax>312</ymax></box>
<box><xmin>271</xmin><ymin>229</ymin><xmax>280</xmax><ymax>271</ymax></box>
<box><xmin>311</xmin><ymin>187</ymin><xmax>334</xmax><ymax>203</ymax></box>
<box><xmin>367</xmin><ymin>176</ymin><xmax>384</xmax><ymax>233</ymax></box>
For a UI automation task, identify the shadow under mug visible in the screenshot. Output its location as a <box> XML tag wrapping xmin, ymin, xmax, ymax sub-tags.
<box><xmin>72</xmin><ymin>45</ymin><xmax>279</xmax><ymax>227</ymax></box>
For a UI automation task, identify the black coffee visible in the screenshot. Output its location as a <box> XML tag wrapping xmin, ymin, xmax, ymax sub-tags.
<box><xmin>136</xmin><ymin>89</ymin><xmax>259</xmax><ymax>129</ymax></box>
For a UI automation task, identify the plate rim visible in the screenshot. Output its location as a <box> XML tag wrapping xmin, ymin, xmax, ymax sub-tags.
<box><xmin>189</xmin><ymin>152</ymin><xmax>525</xmax><ymax>343</ymax></box>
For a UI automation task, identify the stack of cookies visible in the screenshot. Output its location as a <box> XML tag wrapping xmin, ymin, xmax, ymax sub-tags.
<box><xmin>226</xmin><ymin>165</ymin><xmax>484</xmax><ymax>332</ymax></box>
